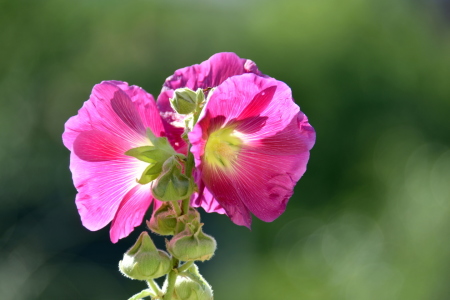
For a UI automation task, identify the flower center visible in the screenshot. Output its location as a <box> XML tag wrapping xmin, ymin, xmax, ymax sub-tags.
<box><xmin>204</xmin><ymin>127</ymin><xmax>243</xmax><ymax>169</ymax></box>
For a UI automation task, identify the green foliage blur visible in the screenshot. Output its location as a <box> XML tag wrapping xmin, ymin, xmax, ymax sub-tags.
<box><xmin>1</xmin><ymin>0</ymin><xmax>450</xmax><ymax>299</ymax></box>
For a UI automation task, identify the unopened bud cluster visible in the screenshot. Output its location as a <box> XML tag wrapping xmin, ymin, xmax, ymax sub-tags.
<box><xmin>120</xmin><ymin>203</ymin><xmax>217</xmax><ymax>298</ymax></box>
<box><xmin>120</xmin><ymin>89</ymin><xmax>217</xmax><ymax>297</ymax></box>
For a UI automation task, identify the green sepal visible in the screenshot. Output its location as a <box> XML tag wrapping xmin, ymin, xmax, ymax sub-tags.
<box><xmin>146</xmin><ymin>129</ymin><xmax>186</xmax><ymax>159</ymax></box>
<box><xmin>125</xmin><ymin>146</ymin><xmax>159</xmax><ymax>163</ymax></box>
<box><xmin>137</xmin><ymin>163</ymin><xmax>162</xmax><ymax>185</ymax></box>
<box><xmin>126</xmin><ymin>131</ymin><xmax>185</xmax><ymax>163</ymax></box>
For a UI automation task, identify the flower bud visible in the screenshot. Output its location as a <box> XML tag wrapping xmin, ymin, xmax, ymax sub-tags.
<box><xmin>170</xmin><ymin>88</ymin><xmax>198</xmax><ymax>114</ymax></box>
<box><xmin>177</xmin><ymin>208</ymin><xmax>201</xmax><ymax>231</ymax></box>
<box><xmin>151</xmin><ymin>158</ymin><xmax>194</xmax><ymax>202</ymax></box>
<box><xmin>164</xmin><ymin>264</ymin><xmax>213</xmax><ymax>300</ymax></box>
<box><xmin>147</xmin><ymin>202</ymin><xmax>178</xmax><ymax>236</ymax></box>
<box><xmin>167</xmin><ymin>222</ymin><xmax>216</xmax><ymax>262</ymax></box>
<box><xmin>119</xmin><ymin>231</ymin><xmax>171</xmax><ymax>280</ymax></box>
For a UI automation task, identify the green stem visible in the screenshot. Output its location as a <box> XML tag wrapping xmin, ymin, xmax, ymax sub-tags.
<box><xmin>163</xmin><ymin>258</ymin><xmax>179</xmax><ymax>300</ymax></box>
<box><xmin>181</xmin><ymin>197</ymin><xmax>190</xmax><ymax>216</ymax></box>
<box><xmin>185</xmin><ymin>151</ymin><xmax>195</xmax><ymax>178</ymax></box>
<box><xmin>147</xmin><ymin>280</ymin><xmax>163</xmax><ymax>298</ymax></box>
<box><xmin>177</xmin><ymin>261</ymin><xmax>194</xmax><ymax>273</ymax></box>
<box><xmin>172</xmin><ymin>200</ymin><xmax>182</xmax><ymax>216</ymax></box>
<box><xmin>182</xmin><ymin>150</ymin><xmax>195</xmax><ymax>215</ymax></box>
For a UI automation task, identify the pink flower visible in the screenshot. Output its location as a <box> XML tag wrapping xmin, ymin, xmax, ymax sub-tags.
<box><xmin>157</xmin><ymin>52</ymin><xmax>266</xmax><ymax>215</ymax></box>
<box><xmin>62</xmin><ymin>81</ymin><xmax>166</xmax><ymax>243</ymax></box>
<box><xmin>188</xmin><ymin>74</ymin><xmax>315</xmax><ymax>227</ymax></box>
<box><xmin>157</xmin><ymin>52</ymin><xmax>265</xmax><ymax>154</ymax></box>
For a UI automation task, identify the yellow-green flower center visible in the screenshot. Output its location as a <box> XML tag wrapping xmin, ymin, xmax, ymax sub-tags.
<box><xmin>204</xmin><ymin>127</ymin><xmax>243</xmax><ymax>169</ymax></box>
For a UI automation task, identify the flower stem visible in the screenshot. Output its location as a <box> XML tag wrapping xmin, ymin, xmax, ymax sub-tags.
<box><xmin>177</xmin><ymin>261</ymin><xmax>194</xmax><ymax>273</ymax></box>
<box><xmin>185</xmin><ymin>151</ymin><xmax>194</xmax><ymax>179</ymax></box>
<box><xmin>163</xmin><ymin>258</ymin><xmax>179</xmax><ymax>300</ymax></box>
<box><xmin>147</xmin><ymin>280</ymin><xmax>163</xmax><ymax>298</ymax></box>
<box><xmin>182</xmin><ymin>149</ymin><xmax>195</xmax><ymax>215</ymax></box>
<box><xmin>164</xmin><ymin>140</ymin><xmax>196</xmax><ymax>299</ymax></box>
<box><xmin>182</xmin><ymin>197</ymin><xmax>190</xmax><ymax>216</ymax></box>
<box><xmin>172</xmin><ymin>201</ymin><xmax>182</xmax><ymax>216</ymax></box>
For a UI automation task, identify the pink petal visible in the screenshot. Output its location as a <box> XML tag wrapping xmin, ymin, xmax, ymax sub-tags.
<box><xmin>197</xmin><ymin>188</ymin><xmax>226</xmax><ymax>214</ymax></box>
<box><xmin>78</xmin><ymin>81</ymin><xmax>152</xmax><ymax>147</ymax></box>
<box><xmin>73</xmin><ymin>130</ymin><xmax>129</xmax><ymax>162</ymax></box>
<box><xmin>190</xmin><ymin>175</ymin><xmax>226</xmax><ymax>215</ymax></box>
<box><xmin>297</xmin><ymin>111</ymin><xmax>316</xmax><ymax>151</ymax></box>
<box><xmin>63</xmin><ymin>100</ymin><xmax>97</xmax><ymax>151</ymax></box>
<box><xmin>162</xmin><ymin>52</ymin><xmax>264</xmax><ymax>91</ymax></box>
<box><xmin>109</xmin><ymin>185</ymin><xmax>153</xmax><ymax>243</ymax></box>
<box><xmin>201</xmin><ymin>165</ymin><xmax>252</xmax><ymax>227</ymax></box>
<box><xmin>236</xmin><ymin>85</ymin><xmax>277</xmax><ymax>120</ymax></box>
<box><xmin>198</xmin><ymin>74</ymin><xmax>298</xmax><ymax>140</ymax></box>
<box><xmin>110</xmin><ymin>81</ymin><xmax>166</xmax><ymax>137</ymax></box>
<box><xmin>73</xmin><ymin>155</ymin><xmax>148</xmax><ymax>232</ymax></box>
<box><xmin>70</xmin><ymin>130</ymin><xmax>149</xmax><ymax>232</ymax></box>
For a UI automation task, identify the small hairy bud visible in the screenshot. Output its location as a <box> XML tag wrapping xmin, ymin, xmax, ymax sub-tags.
<box><xmin>167</xmin><ymin>222</ymin><xmax>216</xmax><ymax>262</ymax></box>
<box><xmin>164</xmin><ymin>264</ymin><xmax>213</xmax><ymax>300</ymax></box>
<box><xmin>147</xmin><ymin>202</ymin><xmax>178</xmax><ymax>236</ymax></box>
<box><xmin>119</xmin><ymin>232</ymin><xmax>171</xmax><ymax>280</ymax></box>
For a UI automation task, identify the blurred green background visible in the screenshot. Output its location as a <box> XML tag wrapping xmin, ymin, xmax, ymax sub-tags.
<box><xmin>1</xmin><ymin>0</ymin><xmax>450</xmax><ymax>299</ymax></box>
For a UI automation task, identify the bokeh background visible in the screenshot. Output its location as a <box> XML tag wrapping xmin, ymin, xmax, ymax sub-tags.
<box><xmin>1</xmin><ymin>0</ymin><xmax>450</xmax><ymax>299</ymax></box>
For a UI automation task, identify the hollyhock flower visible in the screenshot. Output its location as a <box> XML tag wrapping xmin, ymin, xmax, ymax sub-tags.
<box><xmin>188</xmin><ymin>73</ymin><xmax>315</xmax><ymax>227</ymax></box>
<box><xmin>63</xmin><ymin>81</ymin><xmax>167</xmax><ymax>243</ymax></box>
<box><xmin>157</xmin><ymin>52</ymin><xmax>265</xmax><ymax>154</ymax></box>
<box><xmin>157</xmin><ymin>52</ymin><xmax>266</xmax><ymax>215</ymax></box>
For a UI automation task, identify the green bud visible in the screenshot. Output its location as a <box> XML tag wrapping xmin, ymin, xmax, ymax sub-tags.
<box><xmin>170</xmin><ymin>88</ymin><xmax>205</xmax><ymax>115</ymax></box>
<box><xmin>171</xmin><ymin>88</ymin><xmax>197</xmax><ymax>114</ymax></box>
<box><xmin>147</xmin><ymin>202</ymin><xmax>178</xmax><ymax>236</ymax></box>
<box><xmin>147</xmin><ymin>203</ymin><xmax>201</xmax><ymax>236</ymax></box>
<box><xmin>151</xmin><ymin>157</ymin><xmax>194</xmax><ymax>202</ymax></box>
<box><xmin>176</xmin><ymin>208</ymin><xmax>201</xmax><ymax>232</ymax></box>
<box><xmin>164</xmin><ymin>264</ymin><xmax>213</xmax><ymax>300</ymax></box>
<box><xmin>167</xmin><ymin>222</ymin><xmax>216</xmax><ymax>262</ymax></box>
<box><xmin>119</xmin><ymin>232</ymin><xmax>171</xmax><ymax>280</ymax></box>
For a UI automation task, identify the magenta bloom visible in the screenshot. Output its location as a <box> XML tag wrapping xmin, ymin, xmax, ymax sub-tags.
<box><xmin>157</xmin><ymin>52</ymin><xmax>264</xmax><ymax>154</ymax></box>
<box><xmin>63</xmin><ymin>81</ymin><xmax>165</xmax><ymax>243</ymax></box>
<box><xmin>157</xmin><ymin>52</ymin><xmax>266</xmax><ymax>215</ymax></box>
<box><xmin>188</xmin><ymin>74</ymin><xmax>315</xmax><ymax>227</ymax></box>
